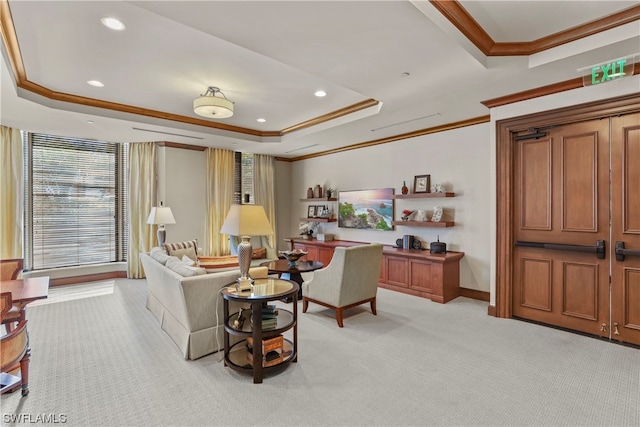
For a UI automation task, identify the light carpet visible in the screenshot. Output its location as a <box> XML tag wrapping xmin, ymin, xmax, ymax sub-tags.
<box><xmin>1</xmin><ymin>278</ymin><xmax>638</xmax><ymax>427</ymax></box>
<box><xmin>28</xmin><ymin>280</ymin><xmax>115</xmax><ymax>307</ymax></box>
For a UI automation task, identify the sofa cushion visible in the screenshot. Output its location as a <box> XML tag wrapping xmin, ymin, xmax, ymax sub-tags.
<box><xmin>150</xmin><ymin>247</ymin><xmax>171</xmax><ymax>265</ymax></box>
<box><xmin>164</xmin><ymin>240</ymin><xmax>198</xmax><ymax>258</ymax></box>
<box><xmin>166</xmin><ymin>256</ymin><xmax>206</xmax><ymax>277</ymax></box>
<box><xmin>182</xmin><ymin>255</ymin><xmax>197</xmax><ymax>266</ymax></box>
<box><xmin>167</xmin><ymin>245</ymin><xmax>197</xmax><ymax>261</ymax></box>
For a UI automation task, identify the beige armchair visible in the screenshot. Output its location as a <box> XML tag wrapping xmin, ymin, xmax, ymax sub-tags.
<box><xmin>301</xmin><ymin>243</ymin><xmax>383</xmax><ymax>327</ymax></box>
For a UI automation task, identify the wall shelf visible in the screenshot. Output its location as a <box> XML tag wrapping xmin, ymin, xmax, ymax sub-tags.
<box><xmin>299</xmin><ymin>197</ymin><xmax>337</xmax><ymax>202</ymax></box>
<box><xmin>299</xmin><ymin>217</ymin><xmax>336</xmax><ymax>223</ymax></box>
<box><xmin>391</xmin><ymin>220</ymin><xmax>454</xmax><ymax>228</ymax></box>
<box><xmin>392</xmin><ymin>192</ymin><xmax>454</xmax><ymax>199</ymax></box>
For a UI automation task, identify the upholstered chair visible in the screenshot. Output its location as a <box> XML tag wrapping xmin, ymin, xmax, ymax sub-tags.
<box><xmin>301</xmin><ymin>244</ymin><xmax>383</xmax><ymax>327</ymax></box>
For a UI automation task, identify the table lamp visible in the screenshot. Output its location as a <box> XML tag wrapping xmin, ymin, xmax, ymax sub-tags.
<box><xmin>220</xmin><ymin>204</ymin><xmax>273</xmax><ymax>291</ymax></box>
<box><xmin>147</xmin><ymin>202</ymin><xmax>176</xmax><ymax>247</ymax></box>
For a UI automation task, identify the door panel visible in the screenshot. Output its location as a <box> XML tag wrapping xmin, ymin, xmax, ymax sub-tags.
<box><xmin>520</xmin><ymin>139</ymin><xmax>552</xmax><ymax>231</ymax></box>
<box><xmin>513</xmin><ymin>119</ymin><xmax>610</xmax><ymax>338</ymax></box>
<box><xmin>519</xmin><ymin>256</ymin><xmax>552</xmax><ymax>311</ymax></box>
<box><xmin>611</xmin><ymin>112</ymin><xmax>640</xmax><ymax>345</ymax></box>
<box><xmin>561</xmin><ymin>133</ymin><xmax>598</xmax><ymax>232</ymax></box>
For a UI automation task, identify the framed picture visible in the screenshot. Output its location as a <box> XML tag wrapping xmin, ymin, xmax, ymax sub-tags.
<box><xmin>413</xmin><ymin>174</ymin><xmax>431</xmax><ymax>193</ymax></box>
<box><xmin>338</xmin><ymin>188</ymin><xmax>394</xmax><ymax>230</ymax></box>
<box><xmin>431</xmin><ymin>206</ymin><xmax>443</xmax><ymax>222</ymax></box>
<box><xmin>307</xmin><ymin>205</ymin><xmax>316</xmax><ymax>218</ymax></box>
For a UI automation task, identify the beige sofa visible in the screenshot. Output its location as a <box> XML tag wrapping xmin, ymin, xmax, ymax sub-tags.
<box><xmin>140</xmin><ymin>251</ymin><xmax>267</xmax><ymax>360</ymax></box>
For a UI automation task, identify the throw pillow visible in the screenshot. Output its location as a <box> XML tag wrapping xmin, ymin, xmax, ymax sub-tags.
<box><xmin>252</xmin><ymin>247</ymin><xmax>267</xmax><ymax>259</ymax></box>
<box><xmin>164</xmin><ymin>239</ymin><xmax>198</xmax><ymax>257</ymax></box>
<box><xmin>167</xmin><ymin>245</ymin><xmax>197</xmax><ymax>261</ymax></box>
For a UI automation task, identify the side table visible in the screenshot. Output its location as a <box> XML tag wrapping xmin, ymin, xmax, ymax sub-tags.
<box><xmin>221</xmin><ymin>278</ymin><xmax>298</xmax><ymax>383</ymax></box>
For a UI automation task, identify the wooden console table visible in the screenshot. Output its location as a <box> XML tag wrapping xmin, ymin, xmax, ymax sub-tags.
<box><xmin>285</xmin><ymin>238</ymin><xmax>464</xmax><ymax>303</ymax></box>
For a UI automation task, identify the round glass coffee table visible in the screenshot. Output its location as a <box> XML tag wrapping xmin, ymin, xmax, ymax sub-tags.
<box><xmin>260</xmin><ymin>259</ymin><xmax>324</xmax><ymax>300</ymax></box>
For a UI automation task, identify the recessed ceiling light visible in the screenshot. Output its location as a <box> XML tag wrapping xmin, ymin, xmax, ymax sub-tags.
<box><xmin>401</xmin><ymin>72</ymin><xmax>410</xmax><ymax>77</ymax></box>
<box><xmin>87</xmin><ymin>80</ymin><xmax>104</xmax><ymax>87</ymax></box>
<box><xmin>314</xmin><ymin>90</ymin><xmax>327</xmax><ymax>97</ymax></box>
<box><xmin>256</xmin><ymin>118</ymin><xmax>266</xmax><ymax>123</ymax></box>
<box><xmin>87</xmin><ymin>120</ymin><xmax>94</xmax><ymax>124</ymax></box>
<box><xmin>101</xmin><ymin>17</ymin><xmax>126</xmax><ymax>31</ymax></box>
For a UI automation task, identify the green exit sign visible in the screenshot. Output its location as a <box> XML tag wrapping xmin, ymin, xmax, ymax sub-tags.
<box><xmin>580</xmin><ymin>55</ymin><xmax>636</xmax><ymax>86</ymax></box>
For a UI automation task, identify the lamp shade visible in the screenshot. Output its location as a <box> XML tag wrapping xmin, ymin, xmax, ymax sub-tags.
<box><xmin>193</xmin><ymin>87</ymin><xmax>233</xmax><ymax>119</ymax></box>
<box><xmin>220</xmin><ymin>204</ymin><xmax>273</xmax><ymax>236</ymax></box>
<box><xmin>146</xmin><ymin>206</ymin><xmax>176</xmax><ymax>225</ymax></box>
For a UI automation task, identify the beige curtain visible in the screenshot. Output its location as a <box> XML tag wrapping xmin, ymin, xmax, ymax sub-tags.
<box><xmin>205</xmin><ymin>148</ymin><xmax>235</xmax><ymax>256</ymax></box>
<box><xmin>0</xmin><ymin>126</ymin><xmax>23</xmax><ymax>259</ymax></box>
<box><xmin>128</xmin><ymin>142</ymin><xmax>156</xmax><ymax>278</ymax></box>
<box><xmin>253</xmin><ymin>154</ymin><xmax>277</xmax><ymax>248</ymax></box>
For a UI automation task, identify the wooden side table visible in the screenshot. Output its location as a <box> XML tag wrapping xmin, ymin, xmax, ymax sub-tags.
<box><xmin>221</xmin><ymin>278</ymin><xmax>298</xmax><ymax>383</ymax></box>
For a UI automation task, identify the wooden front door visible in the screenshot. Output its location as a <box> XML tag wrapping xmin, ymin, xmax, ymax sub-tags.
<box><xmin>512</xmin><ymin>112</ymin><xmax>640</xmax><ymax>346</ymax></box>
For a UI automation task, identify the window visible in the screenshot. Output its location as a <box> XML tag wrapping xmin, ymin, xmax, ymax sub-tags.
<box><xmin>23</xmin><ymin>133</ymin><xmax>128</xmax><ymax>270</ymax></box>
<box><xmin>234</xmin><ymin>152</ymin><xmax>254</xmax><ymax>204</ymax></box>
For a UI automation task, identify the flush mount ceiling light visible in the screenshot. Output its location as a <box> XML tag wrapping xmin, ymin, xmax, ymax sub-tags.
<box><xmin>193</xmin><ymin>86</ymin><xmax>234</xmax><ymax>119</ymax></box>
<box><xmin>101</xmin><ymin>17</ymin><xmax>126</xmax><ymax>31</ymax></box>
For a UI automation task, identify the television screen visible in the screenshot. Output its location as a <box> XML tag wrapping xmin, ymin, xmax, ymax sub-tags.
<box><xmin>338</xmin><ymin>188</ymin><xmax>394</xmax><ymax>230</ymax></box>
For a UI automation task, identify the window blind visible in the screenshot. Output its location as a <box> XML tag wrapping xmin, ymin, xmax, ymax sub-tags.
<box><xmin>24</xmin><ymin>133</ymin><xmax>127</xmax><ymax>270</ymax></box>
<box><xmin>234</xmin><ymin>151</ymin><xmax>254</xmax><ymax>204</ymax></box>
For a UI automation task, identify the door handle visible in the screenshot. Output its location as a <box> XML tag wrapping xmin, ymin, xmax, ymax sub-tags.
<box><xmin>515</xmin><ymin>240</ymin><xmax>606</xmax><ymax>259</ymax></box>
<box><xmin>615</xmin><ymin>241</ymin><xmax>640</xmax><ymax>261</ymax></box>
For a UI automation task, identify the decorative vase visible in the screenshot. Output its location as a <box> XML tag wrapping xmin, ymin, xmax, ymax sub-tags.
<box><xmin>302</xmin><ymin>234</ymin><xmax>310</xmax><ymax>240</ymax></box>
<box><xmin>401</xmin><ymin>181</ymin><xmax>408</xmax><ymax>195</ymax></box>
<box><xmin>307</xmin><ymin>187</ymin><xmax>313</xmax><ymax>198</ymax></box>
<box><xmin>313</xmin><ymin>185</ymin><xmax>322</xmax><ymax>199</ymax></box>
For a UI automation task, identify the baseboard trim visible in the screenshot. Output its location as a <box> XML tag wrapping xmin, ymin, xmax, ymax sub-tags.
<box><xmin>487</xmin><ymin>305</ymin><xmax>497</xmax><ymax>317</ymax></box>
<box><xmin>459</xmin><ymin>287</ymin><xmax>489</xmax><ymax>302</ymax></box>
<box><xmin>50</xmin><ymin>271</ymin><xmax>127</xmax><ymax>287</ymax></box>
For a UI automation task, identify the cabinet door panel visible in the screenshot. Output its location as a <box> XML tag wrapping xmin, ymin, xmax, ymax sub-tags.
<box><xmin>409</xmin><ymin>260</ymin><xmax>433</xmax><ymax>293</ymax></box>
<box><xmin>303</xmin><ymin>245</ymin><xmax>318</xmax><ymax>261</ymax></box>
<box><xmin>386</xmin><ymin>256</ymin><xmax>408</xmax><ymax>287</ymax></box>
<box><xmin>317</xmin><ymin>247</ymin><xmax>334</xmax><ymax>266</ymax></box>
<box><xmin>379</xmin><ymin>257</ymin><xmax>387</xmax><ymax>282</ymax></box>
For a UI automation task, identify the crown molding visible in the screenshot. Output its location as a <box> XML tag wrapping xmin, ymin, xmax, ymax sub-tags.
<box><xmin>429</xmin><ymin>0</ymin><xmax>640</xmax><ymax>56</ymax></box>
<box><xmin>286</xmin><ymin>115</ymin><xmax>490</xmax><ymax>162</ymax></box>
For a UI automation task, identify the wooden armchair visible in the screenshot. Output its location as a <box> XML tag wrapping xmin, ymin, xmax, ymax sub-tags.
<box><xmin>1</xmin><ymin>258</ymin><xmax>23</xmax><ymax>281</ymax></box>
<box><xmin>1</xmin><ymin>292</ymin><xmax>30</xmax><ymax>397</ymax></box>
<box><xmin>1</xmin><ymin>259</ymin><xmax>23</xmax><ymax>331</ymax></box>
<box><xmin>301</xmin><ymin>244</ymin><xmax>383</xmax><ymax>327</ymax></box>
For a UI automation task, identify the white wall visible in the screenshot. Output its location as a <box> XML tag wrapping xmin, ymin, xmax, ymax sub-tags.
<box><xmin>288</xmin><ymin>124</ymin><xmax>492</xmax><ymax>292</ymax></box>
<box><xmin>157</xmin><ymin>146</ymin><xmax>207</xmax><ymax>251</ymax></box>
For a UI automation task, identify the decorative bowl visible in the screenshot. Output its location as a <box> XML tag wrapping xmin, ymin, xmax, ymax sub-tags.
<box><xmin>279</xmin><ymin>250</ymin><xmax>308</xmax><ymax>266</ymax></box>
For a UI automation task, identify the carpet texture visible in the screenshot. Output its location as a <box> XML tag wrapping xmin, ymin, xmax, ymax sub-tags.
<box><xmin>1</xmin><ymin>278</ymin><xmax>638</xmax><ymax>426</ymax></box>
